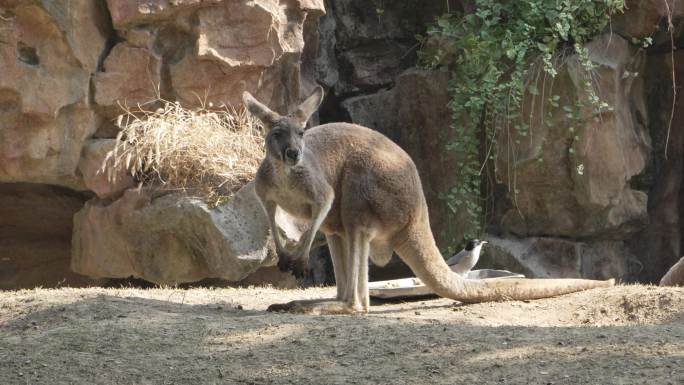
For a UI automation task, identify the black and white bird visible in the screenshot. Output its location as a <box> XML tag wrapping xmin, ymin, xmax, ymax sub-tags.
<box><xmin>446</xmin><ymin>239</ymin><xmax>488</xmax><ymax>276</ymax></box>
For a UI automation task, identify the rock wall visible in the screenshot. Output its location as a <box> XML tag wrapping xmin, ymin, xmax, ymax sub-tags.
<box><xmin>0</xmin><ymin>0</ymin><xmax>323</xmax><ymax>288</ymax></box>
<box><xmin>2</xmin><ymin>0</ymin><xmax>684</xmax><ymax>287</ymax></box>
<box><xmin>0</xmin><ymin>183</ymin><xmax>95</xmax><ymax>289</ymax></box>
<box><xmin>316</xmin><ymin>0</ymin><xmax>684</xmax><ymax>282</ymax></box>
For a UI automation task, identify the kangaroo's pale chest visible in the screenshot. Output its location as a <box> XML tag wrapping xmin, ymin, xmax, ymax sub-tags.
<box><xmin>267</xmin><ymin>170</ymin><xmax>313</xmax><ymax>220</ymax></box>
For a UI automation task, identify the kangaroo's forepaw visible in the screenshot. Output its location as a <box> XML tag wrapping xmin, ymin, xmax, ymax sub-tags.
<box><xmin>276</xmin><ymin>253</ymin><xmax>292</xmax><ymax>272</ymax></box>
<box><xmin>276</xmin><ymin>254</ymin><xmax>310</xmax><ymax>279</ymax></box>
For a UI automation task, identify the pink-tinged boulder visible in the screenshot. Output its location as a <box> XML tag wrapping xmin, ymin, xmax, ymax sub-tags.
<box><xmin>196</xmin><ymin>1</ymin><xmax>286</xmax><ymax>67</ymax></box>
<box><xmin>0</xmin><ymin>1</ymin><xmax>107</xmax><ymax>189</ymax></box>
<box><xmin>0</xmin><ymin>101</ymin><xmax>98</xmax><ymax>190</ymax></box>
<box><xmin>660</xmin><ymin>257</ymin><xmax>684</xmax><ymax>286</ymax></box>
<box><xmin>77</xmin><ymin>139</ymin><xmax>135</xmax><ymax>200</ymax></box>
<box><xmin>166</xmin><ymin>0</ymin><xmax>321</xmax><ymax>111</ymax></box>
<box><xmin>0</xmin><ymin>4</ymin><xmax>94</xmax><ymax>117</ymax></box>
<box><xmin>106</xmin><ymin>0</ymin><xmax>222</xmax><ymax>29</ymax></box>
<box><xmin>94</xmin><ymin>43</ymin><xmax>161</xmax><ymax>108</ymax></box>
<box><xmin>42</xmin><ymin>0</ymin><xmax>110</xmax><ymax>74</ymax></box>
<box><xmin>169</xmin><ymin>54</ymin><xmax>263</xmax><ymax>108</ymax></box>
<box><xmin>297</xmin><ymin>0</ymin><xmax>325</xmax><ymax>14</ymax></box>
<box><xmin>71</xmin><ymin>182</ymin><xmax>278</xmax><ymax>285</ymax></box>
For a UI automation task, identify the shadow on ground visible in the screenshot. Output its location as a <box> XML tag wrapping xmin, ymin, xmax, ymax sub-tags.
<box><xmin>0</xmin><ymin>287</ymin><xmax>682</xmax><ymax>385</ymax></box>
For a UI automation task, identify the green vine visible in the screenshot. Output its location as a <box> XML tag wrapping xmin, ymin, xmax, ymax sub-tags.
<box><xmin>419</xmin><ymin>0</ymin><xmax>627</xmax><ymax>247</ymax></box>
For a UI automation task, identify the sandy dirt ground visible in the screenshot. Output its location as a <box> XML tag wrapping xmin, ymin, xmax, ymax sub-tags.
<box><xmin>0</xmin><ymin>284</ymin><xmax>682</xmax><ymax>385</ymax></box>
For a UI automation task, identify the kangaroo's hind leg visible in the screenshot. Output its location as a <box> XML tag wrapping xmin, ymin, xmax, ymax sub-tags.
<box><xmin>327</xmin><ymin>234</ymin><xmax>348</xmax><ymax>300</ymax></box>
<box><xmin>266</xmin><ymin>232</ymin><xmax>354</xmax><ymax>315</ymax></box>
<box><xmin>344</xmin><ymin>229</ymin><xmax>370</xmax><ymax>312</ymax></box>
<box><xmin>266</xmin><ymin>231</ymin><xmax>371</xmax><ymax>315</ymax></box>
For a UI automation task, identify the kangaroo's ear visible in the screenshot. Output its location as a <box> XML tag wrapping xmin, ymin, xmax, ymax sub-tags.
<box><xmin>243</xmin><ymin>91</ymin><xmax>280</xmax><ymax>127</ymax></box>
<box><xmin>292</xmin><ymin>86</ymin><xmax>324</xmax><ymax>126</ymax></box>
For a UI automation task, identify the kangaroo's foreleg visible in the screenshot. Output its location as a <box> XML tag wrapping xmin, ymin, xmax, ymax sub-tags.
<box><xmin>261</xmin><ymin>199</ymin><xmax>286</xmax><ymax>256</ymax></box>
<box><xmin>295</xmin><ymin>198</ymin><xmax>333</xmax><ymax>260</ymax></box>
<box><xmin>286</xmin><ymin>190</ymin><xmax>333</xmax><ymax>278</ymax></box>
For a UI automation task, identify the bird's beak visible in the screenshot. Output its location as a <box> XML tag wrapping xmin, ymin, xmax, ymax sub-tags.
<box><xmin>482</xmin><ymin>241</ymin><xmax>488</xmax><ymax>244</ymax></box>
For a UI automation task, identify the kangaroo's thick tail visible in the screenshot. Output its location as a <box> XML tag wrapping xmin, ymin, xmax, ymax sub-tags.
<box><xmin>393</xmin><ymin>223</ymin><xmax>614</xmax><ymax>303</ymax></box>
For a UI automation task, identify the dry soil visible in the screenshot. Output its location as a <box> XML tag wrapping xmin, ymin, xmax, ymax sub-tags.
<box><xmin>0</xmin><ymin>284</ymin><xmax>682</xmax><ymax>385</ymax></box>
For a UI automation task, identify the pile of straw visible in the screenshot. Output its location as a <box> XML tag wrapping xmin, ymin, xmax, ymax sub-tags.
<box><xmin>102</xmin><ymin>100</ymin><xmax>265</xmax><ymax>204</ymax></box>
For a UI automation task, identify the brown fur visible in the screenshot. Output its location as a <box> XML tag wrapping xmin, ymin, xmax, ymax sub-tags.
<box><xmin>244</xmin><ymin>87</ymin><xmax>614</xmax><ymax>314</ymax></box>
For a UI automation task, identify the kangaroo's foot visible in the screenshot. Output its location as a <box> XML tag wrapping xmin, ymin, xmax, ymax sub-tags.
<box><xmin>267</xmin><ymin>299</ymin><xmax>363</xmax><ymax>315</ymax></box>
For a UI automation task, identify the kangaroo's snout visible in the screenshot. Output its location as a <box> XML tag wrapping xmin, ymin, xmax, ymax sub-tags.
<box><xmin>284</xmin><ymin>148</ymin><xmax>301</xmax><ymax>165</ymax></box>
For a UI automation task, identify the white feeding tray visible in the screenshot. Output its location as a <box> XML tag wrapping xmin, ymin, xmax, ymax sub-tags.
<box><xmin>368</xmin><ymin>269</ymin><xmax>525</xmax><ymax>299</ymax></box>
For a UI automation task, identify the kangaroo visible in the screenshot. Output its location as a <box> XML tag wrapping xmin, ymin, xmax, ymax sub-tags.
<box><xmin>243</xmin><ymin>87</ymin><xmax>615</xmax><ymax>315</ymax></box>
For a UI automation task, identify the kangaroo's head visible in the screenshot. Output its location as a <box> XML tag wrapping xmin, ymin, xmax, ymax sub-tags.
<box><xmin>243</xmin><ymin>87</ymin><xmax>324</xmax><ymax>167</ymax></box>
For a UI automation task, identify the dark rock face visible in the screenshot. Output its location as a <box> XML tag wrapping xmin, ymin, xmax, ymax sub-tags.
<box><xmin>315</xmin><ymin>0</ymin><xmax>451</xmax><ymax>97</ymax></box>
<box><xmin>494</xmin><ymin>34</ymin><xmax>650</xmax><ymax>240</ymax></box>
<box><xmin>0</xmin><ymin>183</ymin><xmax>94</xmax><ymax>289</ymax></box>
<box><xmin>629</xmin><ymin>50</ymin><xmax>684</xmax><ymax>282</ymax></box>
<box><xmin>612</xmin><ymin>0</ymin><xmax>684</xmax><ymax>40</ymax></box>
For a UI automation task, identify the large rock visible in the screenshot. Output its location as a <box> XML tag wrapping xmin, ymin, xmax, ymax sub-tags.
<box><xmin>163</xmin><ymin>0</ymin><xmax>323</xmax><ymax>112</ymax></box>
<box><xmin>330</xmin><ymin>0</ymin><xmax>439</xmax><ymax>50</ymax></box>
<box><xmin>495</xmin><ymin>34</ymin><xmax>650</xmax><ymax>239</ymax></box>
<box><xmin>106</xmin><ymin>0</ymin><xmax>222</xmax><ymax>29</ymax></box>
<box><xmin>483</xmin><ymin>235</ymin><xmax>639</xmax><ymax>280</ymax></box>
<box><xmin>337</xmin><ymin>42</ymin><xmax>413</xmax><ymax>93</ymax></box>
<box><xmin>72</xmin><ymin>182</ymin><xmax>277</xmax><ymax>285</ymax></box>
<box><xmin>169</xmin><ymin>54</ymin><xmax>263</xmax><ymax>108</ymax></box>
<box><xmin>0</xmin><ymin>2</ymin><xmax>106</xmax><ymax>190</ymax></box>
<box><xmin>0</xmin><ymin>103</ymin><xmax>98</xmax><ymax>190</ymax></box>
<box><xmin>612</xmin><ymin>0</ymin><xmax>684</xmax><ymax>40</ymax></box>
<box><xmin>318</xmin><ymin>0</ymin><xmax>449</xmax><ymax>95</ymax></box>
<box><xmin>342</xmin><ymin>68</ymin><xmax>472</xmax><ymax>254</ymax></box>
<box><xmin>0</xmin><ymin>2</ymin><xmax>104</xmax><ymax>117</ymax></box>
<box><xmin>0</xmin><ymin>183</ymin><xmax>94</xmax><ymax>289</ymax></box>
<box><xmin>197</xmin><ymin>1</ymin><xmax>303</xmax><ymax>67</ymax></box>
<box><xmin>94</xmin><ymin>43</ymin><xmax>162</xmax><ymax>109</ymax></box>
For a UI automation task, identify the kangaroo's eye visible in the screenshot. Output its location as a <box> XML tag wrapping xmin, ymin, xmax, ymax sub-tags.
<box><xmin>271</xmin><ymin>131</ymin><xmax>281</xmax><ymax>138</ymax></box>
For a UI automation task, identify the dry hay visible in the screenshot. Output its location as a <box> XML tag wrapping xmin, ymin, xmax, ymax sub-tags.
<box><xmin>101</xmin><ymin>99</ymin><xmax>265</xmax><ymax>204</ymax></box>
